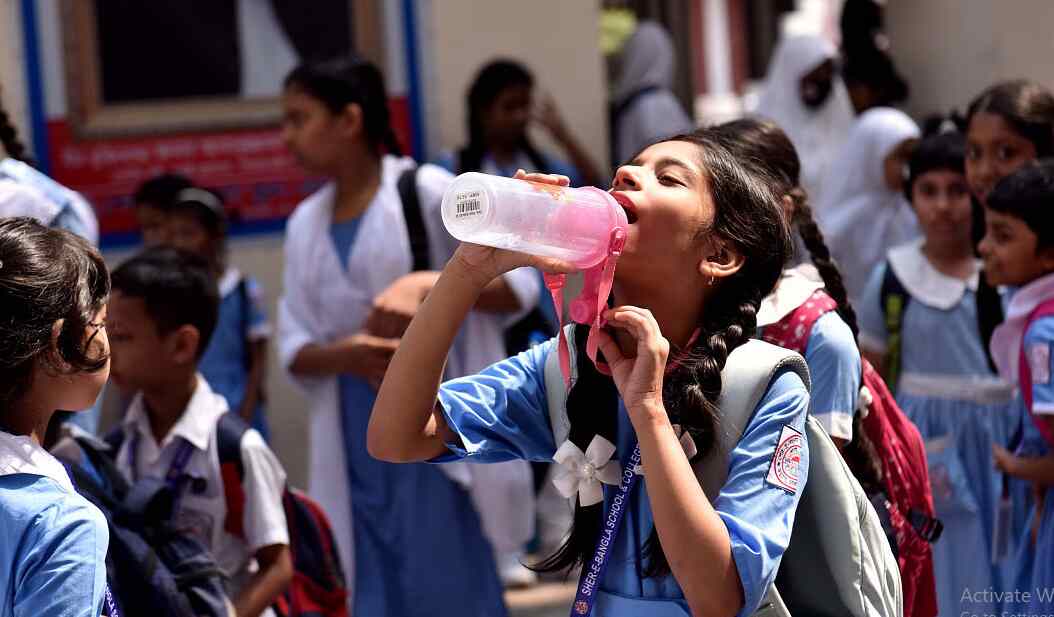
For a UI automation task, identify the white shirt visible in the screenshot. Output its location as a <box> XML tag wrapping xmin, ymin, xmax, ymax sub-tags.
<box><xmin>113</xmin><ymin>376</ymin><xmax>288</xmax><ymax>601</ymax></box>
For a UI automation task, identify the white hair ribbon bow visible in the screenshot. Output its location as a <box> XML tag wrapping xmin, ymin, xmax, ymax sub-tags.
<box><xmin>552</xmin><ymin>435</ymin><xmax>622</xmax><ymax>506</ymax></box>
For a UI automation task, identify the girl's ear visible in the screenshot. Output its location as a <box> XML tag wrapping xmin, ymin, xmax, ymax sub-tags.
<box><xmin>1038</xmin><ymin>245</ymin><xmax>1054</xmax><ymax>274</ymax></box>
<box><xmin>698</xmin><ymin>238</ymin><xmax>745</xmax><ymax>283</ymax></box>
<box><xmin>42</xmin><ymin>319</ymin><xmax>72</xmax><ymax>375</ymax></box>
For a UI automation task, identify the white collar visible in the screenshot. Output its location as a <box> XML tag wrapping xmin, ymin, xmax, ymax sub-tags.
<box><xmin>758</xmin><ymin>264</ymin><xmax>825</xmax><ymax>327</ymax></box>
<box><xmin>217</xmin><ymin>266</ymin><xmax>242</xmax><ymax>297</ymax></box>
<box><xmin>990</xmin><ymin>271</ymin><xmax>1054</xmax><ymax>382</ymax></box>
<box><xmin>0</xmin><ymin>430</ymin><xmax>75</xmax><ymax>493</ymax></box>
<box><xmin>886</xmin><ymin>239</ymin><xmax>979</xmax><ymax>310</ymax></box>
<box><xmin>124</xmin><ymin>375</ymin><xmax>229</xmax><ymax>451</ymax></box>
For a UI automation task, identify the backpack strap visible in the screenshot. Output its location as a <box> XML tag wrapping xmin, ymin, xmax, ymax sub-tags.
<box><xmin>761</xmin><ymin>289</ymin><xmax>839</xmax><ymax>355</ymax></box>
<box><xmin>977</xmin><ymin>269</ymin><xmax>1005</xmax><ymax>374</ymax></box>
<box><xmin>237</xmin><ymin>276</ymin><xmax>251</xmax><ymax>370</ymax></box>
<box><xmin>1019</xmin><ymin>299</ymin><xmax>1054</xmax><ymax>448</ymax></box>
<box><xmin>693</xmin><ymin>340</ymin><xmax>812</xmax><ymax>501</ymax></box>
<box><xmin>879</xmin><ymin>261</ymin><xmax>910</xmax><ymax>387</ymax></box>
<box><xmin>215</xmin><ymin>412</ymin><xmax>250</xmax><ymax>538</ymax></box>
<box><xmin>397</xmin><ymin>166</ymin><xmax>431</xmax><ymax>272</ymax></box>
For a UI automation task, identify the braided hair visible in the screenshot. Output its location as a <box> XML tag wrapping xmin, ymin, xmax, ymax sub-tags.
<box><xmin>458</xmin><ymin>60</ymin><xmax>549</xmax><ymax>174</ymax></box>
<box><xmin>284</xmin><ymin>56</ymin><xmax>403</xmax><ymax>157</ymax></box>
<box><xmin>0</xmin><ymin>98</ymin><xmax>33</xmax><ymax>165</ymax></box>
<box><xmin>711</xmin><ymin>118</ymin><xmax>888</xmax><ymax>495</ymax></box>
<box><xmin>711</xmin><ymin>118</ymin><xmax>859</xmax><ymax>338</ymax></box>
<box><xmin>535</xmin><ymin>129</ymin><xmax>792</xmax><ymax>577</ymax></box>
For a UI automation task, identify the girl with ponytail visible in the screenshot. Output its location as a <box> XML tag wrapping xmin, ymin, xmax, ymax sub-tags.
<box><xmin>370</xmin><ymin>130</ymin><xmax>814</xmax><ymax>617</ymax></box>
<box><xmin>714</xmin><ymin>118</ymin><xmax>940</xmax><ymax>617</ymax></box>
<box><xmin>278</xmin><ymin>57</ymin><xmax>540</xmax><ymax>616</ymax></box>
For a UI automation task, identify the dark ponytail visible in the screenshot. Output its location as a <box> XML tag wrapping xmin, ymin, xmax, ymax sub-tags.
<box><xmin>711</xmin><ymin>118</ymin><xmax>859</xmax><ymax>339</ymax></box>
<box><xmin>0</xmin><ymin>99</ymin><xmax>33</xmax><ymax>165</ymax></box>
<box><xmin>284</xmin><ymin>56</ymin><xmax>403</xmax><ymax>157</ymax></box>
<box><xmin>534</xmin><ymin>129</ymin><xmax>790</xmax><ymax>576</ymax></box>
<box><xmin>458</xmin><ymin>59</ymin><xmax>548</xmax><ymax>174</ymax></box>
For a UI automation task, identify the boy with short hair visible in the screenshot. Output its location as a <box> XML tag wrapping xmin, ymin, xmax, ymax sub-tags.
<box><xmin>982</xmin><ymin>161</ymin><xmax>1054</xmax><ymax>610</ymax></box>
<box><xmin>107</xmin><ymin>247</ymin><xmax>291</xmax><ymax>617</ymax></box>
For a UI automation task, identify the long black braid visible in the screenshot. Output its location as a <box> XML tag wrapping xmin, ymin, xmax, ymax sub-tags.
<box><xmin>711</xmin><ymin>117</ymin><xmax>886</xmax><ymax>496</ymax></box>
<box><xmin>534</xmin><ymin>129</ymin><xmax>791</xmax><ymax>577</ymax></box>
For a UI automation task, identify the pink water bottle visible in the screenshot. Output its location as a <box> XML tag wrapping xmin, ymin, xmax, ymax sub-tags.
<box><xmin>441</xmin><ymin>172</ymin><xmax>629</xmax><ymax>383</ymax></box>
<box><xmin>440</xmin><ymin>172</ymin><xmax>628</xmax><ymax>269</ymax></box>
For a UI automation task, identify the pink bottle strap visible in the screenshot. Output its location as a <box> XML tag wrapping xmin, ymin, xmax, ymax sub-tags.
<box><xmin>543</xmin><ymin>273</ymin><xmax>572</xmax><ymax>387</ymax></box>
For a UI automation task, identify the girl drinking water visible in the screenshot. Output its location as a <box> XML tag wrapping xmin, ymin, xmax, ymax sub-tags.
<box><xmin>368</xmin><ymin>130</ymin><xmax>812</xmax><ymax>617</ymax></box>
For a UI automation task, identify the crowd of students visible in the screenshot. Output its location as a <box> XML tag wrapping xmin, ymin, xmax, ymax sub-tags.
<box><xmin>1</xmin><ymin>20</ymin><xmax>1054</xmax><ymax>617</ymax></box>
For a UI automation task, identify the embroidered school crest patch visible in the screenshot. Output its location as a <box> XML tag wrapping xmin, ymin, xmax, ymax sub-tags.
<box><xmin>766</xmin><ymin>425</ymin><xmax>803</xmax><ymax>494</ymax></box>
<box><xmin>1028</xmin><ymin>343</ymin><xmax>1051</xmax><ymax>385</ymax></box>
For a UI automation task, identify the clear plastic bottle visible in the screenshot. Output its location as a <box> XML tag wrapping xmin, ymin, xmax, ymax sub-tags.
<box><xmin>441</xmin><ymin>172</ymin><xmax>627</xmax><ymax>269</ymax></box>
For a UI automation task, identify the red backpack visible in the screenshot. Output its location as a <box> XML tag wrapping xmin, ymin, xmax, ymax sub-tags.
<box><xmin>215</xmin><ymin>413</ymin><xmax>349</xmax><ymax>617</ymax></box>
<box><xmin>762</xmin><ymin>289</ymin><xmax>940</xmax><ymax>617</ymax></box>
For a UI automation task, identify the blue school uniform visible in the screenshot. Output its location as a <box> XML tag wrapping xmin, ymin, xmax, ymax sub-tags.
<box><xmin>327</xmin><ymin>213</ymin><xmax>507</xmax><ymax>617</ymax></box>
<box><xmin>858</xmin><ymin>244</ymin><xmax>1018</xmax><ymax>616</ymax></box>
<box><xmin>435</xmin><ymin>339</ymin><xmax>811</xmax><ymax>617</ymax></box>
<box><xmin>0</xmin><ymin>431</ymin><xmax>108</xmax><ymax>617</ymax></box>
<box><xmin>1010</xmin><ymin>316</ymin><xmax>1054</xmax><ymax>614</ymax></box>
<box><xmin>199</xmin><ymin>267</ymin><xmax>271</xmax><ymax>440</ymax></box>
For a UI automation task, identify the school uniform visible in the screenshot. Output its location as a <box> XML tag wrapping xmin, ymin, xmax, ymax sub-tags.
<box><xmin>199</xmin><ymin>266</ymin><xmax>272</xmax><ymax>440</ymax></box>
<box><xmin>277</xmin><ymin>155</ymin><xmax>538</xmax><ymax>616</ymax></box>
<box><xmin>112</xmin><ymin>375</ymin><xmax>288</xmax><ymax>616</ymax></box>
<box><xmin>988</xmin><ymin>271</ymin><xmax>1054</xmax><ymax>613</ymax></box>
<box><xmin>758</xmin><ymin>264</ymin><xmax>861</xmax><ymax>442</ymax></box>
<box><xmin>0</xmin><ymin>430</ymin><xmax>108</xmax><ymax>617</ymax></box>
<box><xmin>434</xmin><ymin>337</ymin><xmax>811</xmax><ymax>617</ymax></box>
<box><xmin>858</xmin><ymin>240</ymin><xmax>1017</xmax><ymax>616</ymax></box>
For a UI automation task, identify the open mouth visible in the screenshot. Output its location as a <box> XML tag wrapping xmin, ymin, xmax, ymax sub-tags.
<box><xmin>610</xmin><ymin>192</ymin><xmax>638</xmax><ymax>224</ymax></box>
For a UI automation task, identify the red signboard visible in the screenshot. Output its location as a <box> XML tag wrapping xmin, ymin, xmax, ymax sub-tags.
<box><xmin>46</xmin><ymin>98</ymin><xmax>412</xmax><ymax>245</ymax></box>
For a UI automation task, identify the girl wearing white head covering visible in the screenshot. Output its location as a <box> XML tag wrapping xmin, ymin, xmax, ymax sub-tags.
<box><xmin>756</xmin><ymin>35</ymin><xmax>855</xmax><ymax>200</ymax></box>
<box><xmin>818</xmin><ymin>107</ymin><xmax>921</xmax><ymax>305</ymax></box>
<box><xmin>610</xmin><ymin>21</ymin><xmax>693</xmax><ymax>166</ymax></box>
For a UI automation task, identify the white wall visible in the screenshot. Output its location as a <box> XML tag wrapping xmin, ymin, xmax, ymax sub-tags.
<box><xmin>424</xmin><ymin>0</ymin><xmax>609</xmax><ymax>170</ymax></box>
<box><xmin>0</xmin><ymin>0</ymin><xmax>31</xmax><ymax>156</ymax></box>
<box><xmin>886</xmin><ymin>0</ymin><xmax>1054</xmax><ymax>118</ymax></box>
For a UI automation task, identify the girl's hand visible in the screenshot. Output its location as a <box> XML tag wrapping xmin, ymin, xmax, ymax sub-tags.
<box><xmin>366</xmin><ymin>271</ymin><xmax>440</xmax><ymax>338</ymax></box>
<box><xmin>594</xmin><ymin>306</ymin><xmax>671</xmax><ymax>420</ymax></box>
<box><xmin>993</xmin><ymin>444</ymin><xmax>1018</xmax><ymax>475</ymax></box>
<box><xmin>531</xmin><ymin>95</ymin><xmax>571</xmax><ymax>143</ymax></box>
<box><xmin>339</xmin><ymin>331</ymin><xmax>401</xmax><ymax>386</ymax></box>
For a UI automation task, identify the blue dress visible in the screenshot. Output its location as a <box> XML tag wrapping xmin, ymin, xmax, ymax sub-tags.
<box><xmin>435</xmin><ymin>339</ymin><xmax>811</xmax><ymax>617</ymax></box>
<box><xmin>0</xmin><ymin>461</ymin><xmax>108</xmax><ymax>616</ymax></box>
<box><xmin>1006</xmin><ymin>316</ymin><xmax>1054</xmax><ymax>615</ymax></box>
<box><xmin>859</xmin><ymin>256</ymin><xmax>1019</xmax><ymax>616</ymax></box>
<box><xmin>329</xmin><ymin>219</ymin><xmax>506</xmax><ymax>617</ymax></box>
<box><xmin>199</xmin><ymin>270</ymin><xmax>271</xmax><ymax>440</ymax></box>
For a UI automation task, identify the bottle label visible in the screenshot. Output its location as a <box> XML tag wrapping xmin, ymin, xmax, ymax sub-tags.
<box><xmin>454</xmin><ymin>190</ymin><xmax>485</xmax><ymax>219</ymax></box>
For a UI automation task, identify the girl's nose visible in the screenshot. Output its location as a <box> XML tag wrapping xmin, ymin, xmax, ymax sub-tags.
<box><xmin>613</xmin><ymin>165</ymin><xmax>641</xmax><ymax>190</ymax></box>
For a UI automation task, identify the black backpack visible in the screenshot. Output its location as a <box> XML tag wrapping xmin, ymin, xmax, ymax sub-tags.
<box><xmin>60</xmin><ymin>435</ymin><xmax>232</xmax><ymax>617</ymax></box>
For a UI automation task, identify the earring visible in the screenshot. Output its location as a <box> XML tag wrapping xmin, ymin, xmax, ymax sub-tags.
<box><xmin>708</xmin><ymin>275</ymin><xmax>715</xmax><ymax>286</ymax></box>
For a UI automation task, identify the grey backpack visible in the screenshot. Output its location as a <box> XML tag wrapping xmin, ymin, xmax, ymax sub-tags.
<box><xmin>544</xmin><ymin>328</ymin><xmax>901</xmax><ymax>617</ymax></box>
